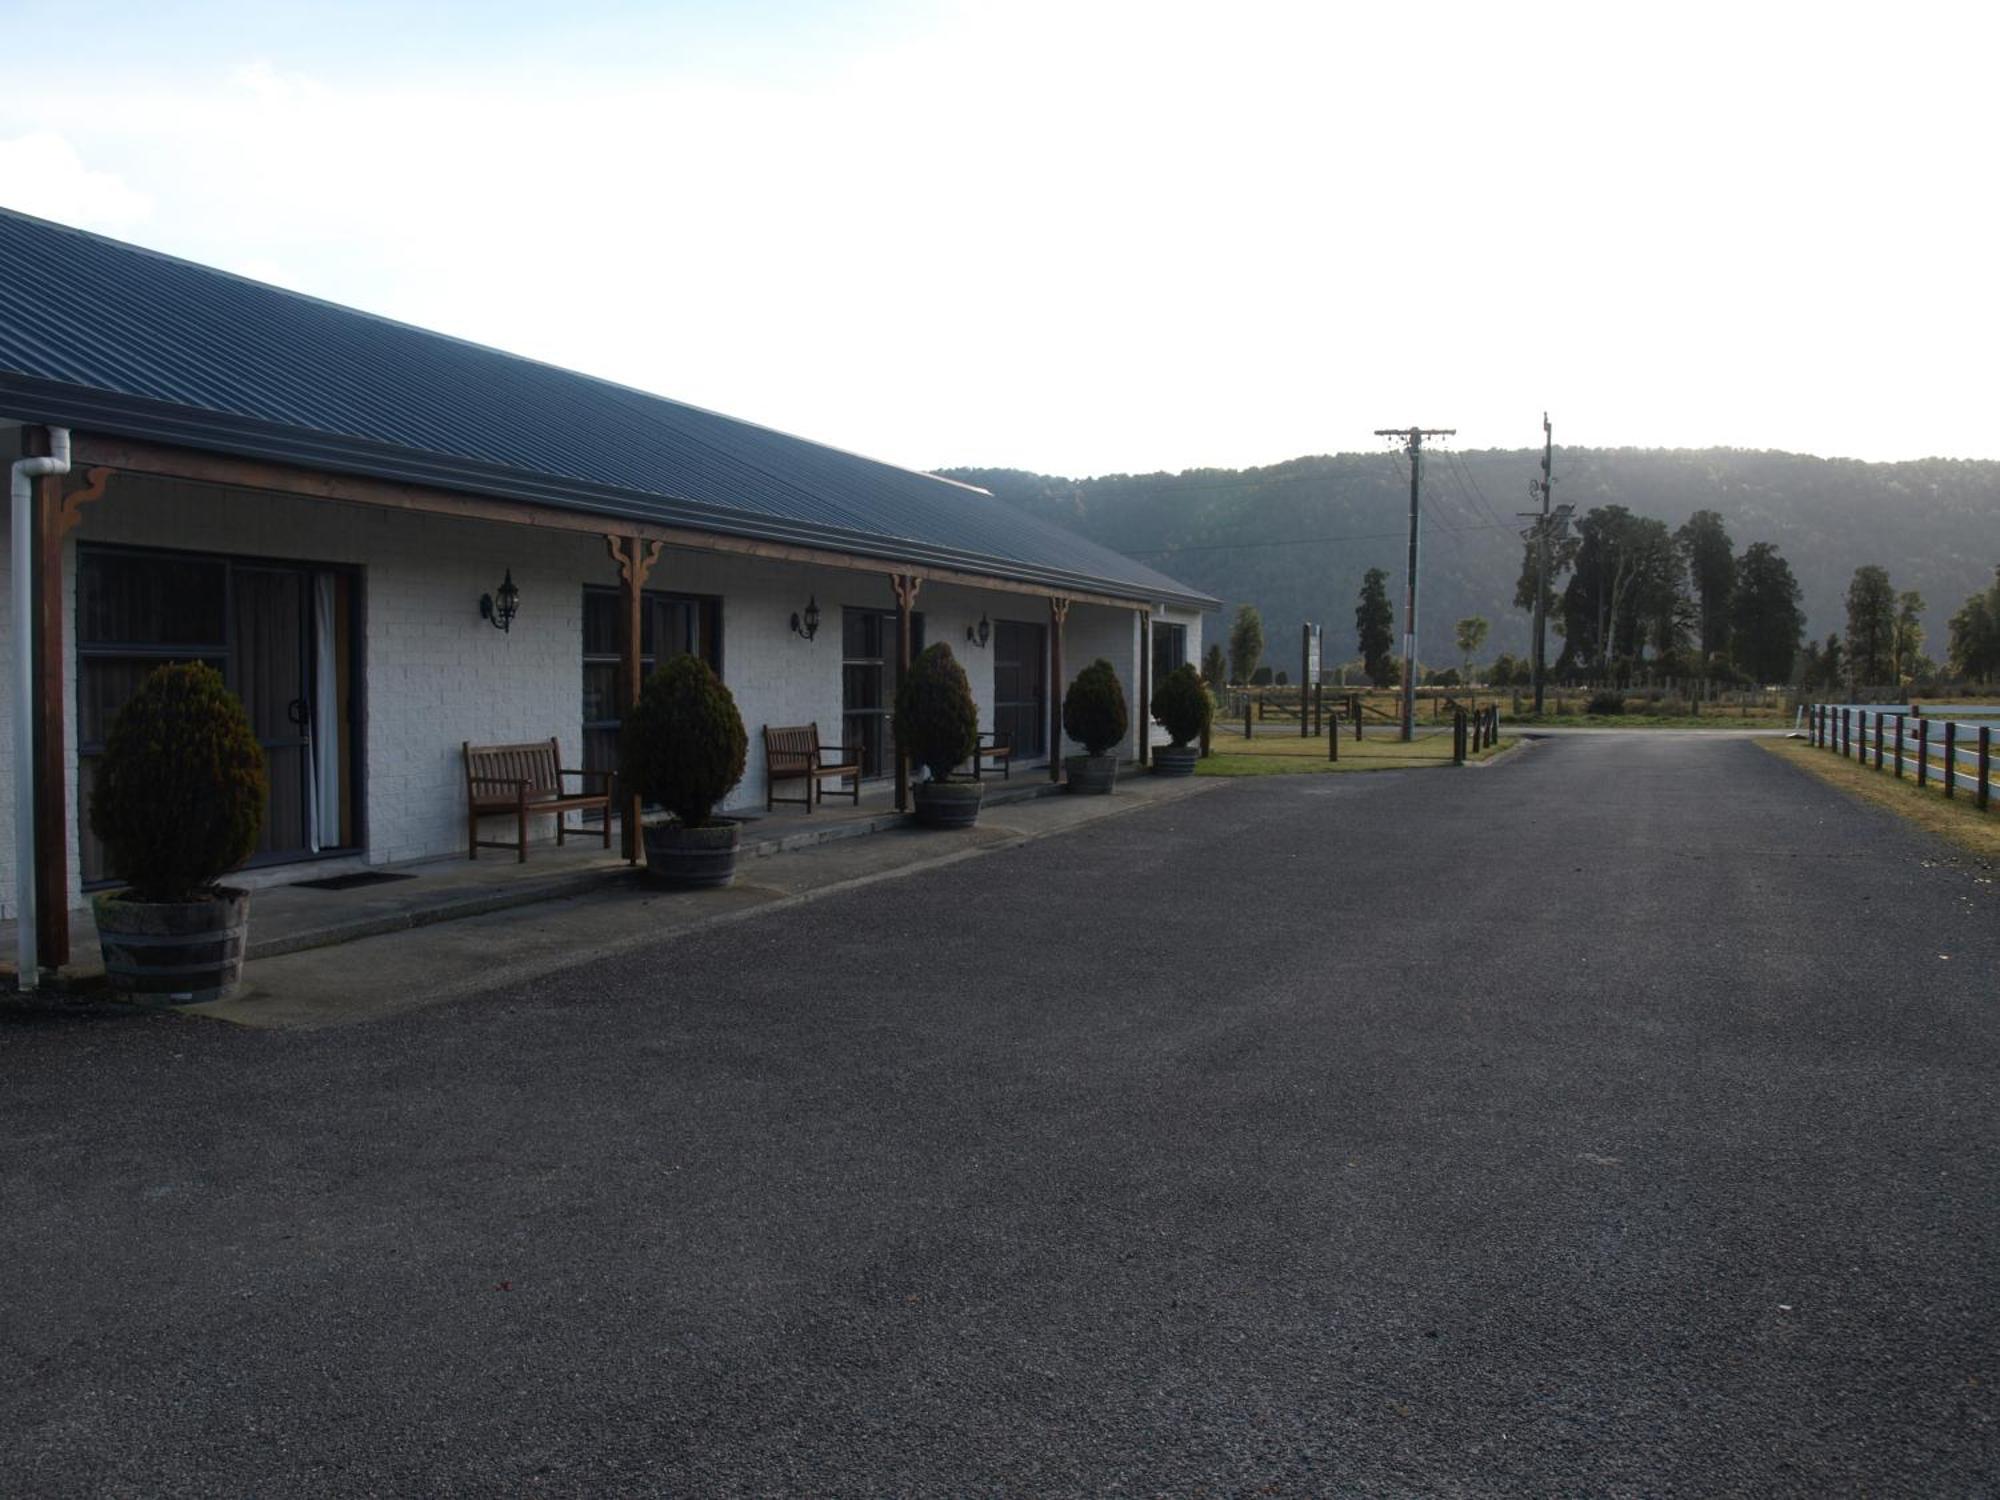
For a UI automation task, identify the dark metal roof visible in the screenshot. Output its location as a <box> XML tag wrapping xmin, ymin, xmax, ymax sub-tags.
<box><xmin>0</xmin><ymin>208</ymin><xmax>1213</xmax><ymax>607</ymax></box>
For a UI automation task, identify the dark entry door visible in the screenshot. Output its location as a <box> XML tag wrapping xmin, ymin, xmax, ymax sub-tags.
<box><xmin>842</xmin><ymin>608</ymin><xmax>924</xmax><ymax>778</ymax></box>
<box><xmin>993</xmin><ymin>619</ymin><xmax>1047</xmax><ymax>758</ymax></box>
<box><xmin>231</xmin><ymin>567</ymin><xmax>312</xmax><ymax>859</ymax></box>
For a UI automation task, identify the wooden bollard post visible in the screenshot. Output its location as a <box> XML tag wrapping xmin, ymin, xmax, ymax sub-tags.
<box><xmin>1945</xmin><ymin>720</ymin><xmax>1957</xmax><ymax>798</ymax></box>
<box><xmin>1454</xmin><ymin>709</ymin><xmax>1465</xmax><ymax>764</ymax></box>
<box><xmin>1979</xmin><ymin>725</ymin><xmax>1991</xmax><ymax>810</ymax></box>
<box><xmin>1874</xmin><ymin>711</ymin><xmax>1885</xmax><ymax>769</ymax></box>
<box><xmin>1918</xmin><ymin>718</ymin><xmax>1929</xmax><ymax>787</ymax></box>
<box><xmin>1328</xmin><ymin>709</ymin><xmax>1339</xmax><ymax>761</ymax></box>
<box><xmin>1244</xmin><ymin>700</ymin><xmax>1252</xmax><ymax>741</ymax></box>
<box><xmin>1894</xmin><ymin>714</ymin><xmax>1904</xmax><ymax>777</ymax></box>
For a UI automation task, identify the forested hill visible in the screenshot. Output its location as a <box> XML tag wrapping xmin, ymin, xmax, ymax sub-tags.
<box><xmin>939</xmin><ymin>450</ymin><xmax>2000</xmax><ymax>669</ymax></box>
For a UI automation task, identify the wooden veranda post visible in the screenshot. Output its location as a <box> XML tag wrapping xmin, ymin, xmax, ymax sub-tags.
<box><xmin>609</xmin><ymin>535</ymin><xmax>661</xmax><ymax>862</ymax></box>
<box><xmin>1048</xmin><ymin>597</ymin><xmax>1069</xmax><ymax>783</ymax></box>
<box><xmin>1137</xmin><ymin>609</ymin><xmax>1151</xmax><ymax>769</ymax></box>
<box><xmin>892</xmin><ymin>573</ymin><xmax>921</xmax><ymax>811</ymax></box>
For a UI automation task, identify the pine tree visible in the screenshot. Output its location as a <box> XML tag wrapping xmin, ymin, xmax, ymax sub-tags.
<box><xmin>1355</xmin><ymin>568</ymin><xmax>1395</xmax><ymax>686</ymax></box>
<box><xmin>1729</xmin><ymin>542</ymin><xmax>1805</xmax><ymax>685</ymax></box>
<box><xmin>1676</xmin><ymin>510</ymin><xmax>1737</xmax><ymax>662</ymax></box>
<box><xmin>1843</xmin><ymin>566</ymin><xmax>1897</xmax><ymax>686</ymax></box>
<box><xmin>1227</xmin><ymin>604</ymin><xmax>1264</xmax><ymax>686</ymax></box>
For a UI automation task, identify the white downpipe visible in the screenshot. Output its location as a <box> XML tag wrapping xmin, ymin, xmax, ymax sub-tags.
<box><xmin>11</xmin><ymin>427</ymin><xmax>70</xmax><ymax>991</ymax></box>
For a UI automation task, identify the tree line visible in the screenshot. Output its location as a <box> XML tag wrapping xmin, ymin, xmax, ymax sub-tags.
<box><xmin>1205</xmin><ymin>521</ymin><xmax>1999</xmax><ymax>696</ymax></box>
<box><xmin>948</xmin><ymin>450</ymin><xmax>2000</xmax><ymax>673</ymax></box>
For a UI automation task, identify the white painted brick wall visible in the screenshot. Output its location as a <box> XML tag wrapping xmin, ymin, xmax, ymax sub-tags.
<box><xmin>1143</xmin><ymin>605</ymin><xmax>1208</xmax><ymax>751</ymax></box>
<box><xmin>0</xmin><ymin>469</ymin><xmax>1164</xmax><ymax>914</ymax></box>
<box><xmin>1060</xmin><ymin>602</ymin><xmax>1145</xmax><ymax>760</ymax></box>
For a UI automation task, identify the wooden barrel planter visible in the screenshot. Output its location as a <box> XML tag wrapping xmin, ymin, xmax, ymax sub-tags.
<box><xmin>912</xmin><ymin>778</ymin><xmax>983</xmax><ymax>828</ymax></box>
<box><xmin>643</xmin><ymin>820</ymin><xmax>741</xmax><ymax>888</ymax></box>
<box><xmin>1065</xmin><ymin>754</ymin><xmax>1118</xmax><ymax>794</ymax></box>
<box><xmin>93</xmin><ymin>888</ymin><xmax>250</xmax><ymax>1004</ymax></box>
<box><xmin>1152</xmin><ymin>745</ymin><xmax>1199</xmax><ymax>777</ymax></box>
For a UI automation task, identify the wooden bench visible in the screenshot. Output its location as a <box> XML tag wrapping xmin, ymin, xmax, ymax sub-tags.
<box><xmin>463</xmin><ymin>738</ymin><xmax>614</xmax><ymax>862</ymax></box>
<box><xmin>973</xmin><ymin>730</ymin><xmax>1013</xmax><ymax>780</ymax></box>
<box><xmin>763</xmin><ymin>724</ymin><xmax>861</xmax><ymax>811</ymax></box>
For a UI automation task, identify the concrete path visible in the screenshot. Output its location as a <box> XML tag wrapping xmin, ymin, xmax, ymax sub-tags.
<box><xmin>4</xmin><ymin>735</ymin><xmax>1996</xmax><ymax>1495</ymax></box>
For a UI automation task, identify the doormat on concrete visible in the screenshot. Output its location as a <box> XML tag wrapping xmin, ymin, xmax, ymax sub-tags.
<box><xmin>289</xmin><ymin>871</ymin><xmax>418</xmax><ymax>892</ymax></box>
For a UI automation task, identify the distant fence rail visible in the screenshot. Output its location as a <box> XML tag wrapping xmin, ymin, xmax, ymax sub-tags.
<box><xmin>1807</xmin><ymin>703</ymin><xmax>1998</xmax><ymax>809</ymax></box>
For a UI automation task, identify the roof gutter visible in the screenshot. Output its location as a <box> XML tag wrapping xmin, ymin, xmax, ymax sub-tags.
<box><xmin>11</xmin><ymin>426</ymin><xmax>68</xmax><ymax>990</ymax></box>
<box><xmin>0</xmin><ymin>377</ymin><xmax>1219</xmax><ymax>611</ymax></box>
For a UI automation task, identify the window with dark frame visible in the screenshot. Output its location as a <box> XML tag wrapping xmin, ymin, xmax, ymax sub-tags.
<box><xmin>1151</xmin><ymin>620</ymin><xmax>1188</xmax><ymax>688</ymax></box>
<box><xmin>841</xmin><ymin>607</ymin><xmax>924</xmax><ymax>779</ymax></box>
<box><xmin>581</xmin><ymin>586</ymin><xmax>724</xmax><ymax>787</ymax></box>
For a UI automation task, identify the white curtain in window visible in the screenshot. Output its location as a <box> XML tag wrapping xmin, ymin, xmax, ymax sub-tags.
<box><xmin>309</xmin><ymin>573</ymin><xmax>341</xmax><ymax>852</ymax></box>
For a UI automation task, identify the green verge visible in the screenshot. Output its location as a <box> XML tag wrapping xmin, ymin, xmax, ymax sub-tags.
<box><xmin>1194</xmin><ymin>734</ymin><xmax>1518</xmax><ymax>778</ymax></box>
<box><xmin>1760</xmin><ymin>738</ymin><xmax>2000</xmax><ymax>863</ymax></box>
<box><xmin>1508</xmin><ymin>713</ymin><xmax>1792</xmax><ymax>730</ymax></box>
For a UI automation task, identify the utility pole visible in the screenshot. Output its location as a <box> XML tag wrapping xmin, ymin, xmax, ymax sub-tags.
<box><xmin>1528</xmin><ymin>413</ymin><xmax>1553</xmax><ymax>715</ymax></box>
<box><xmin>1374</xmin><ymin>425</ymin><xmax>1454</xmax><ymax>741</ymax></box>
<box><xmin>1518</xmin><ymin>414</ymin><xmax>1572</xmax><ymax>716</ymax></box>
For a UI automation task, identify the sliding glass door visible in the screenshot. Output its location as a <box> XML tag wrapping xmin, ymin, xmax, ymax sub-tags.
<box><xmin>77</xmin><ymin>545</ymin><xmax>359</xmax><ymax>884</ymax></box>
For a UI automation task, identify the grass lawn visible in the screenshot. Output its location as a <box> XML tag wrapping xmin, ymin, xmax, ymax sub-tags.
<box><xmin>1761</xmin><ymin>738</ymin><xmax>2000</xmax><ymax>863</ymax></box>
<box><xmin>1510</xmin><ymin>711</ymin><xmax>1793</xmax><ymax>730</ymax></box>
<box><xmin>1195</xmin><ymin>730</ymin><xmax>1519</xmax><ymax>777</ymax></box>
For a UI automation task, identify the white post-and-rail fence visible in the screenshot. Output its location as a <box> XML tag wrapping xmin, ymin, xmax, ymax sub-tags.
<box><xmin>1806</xmin><ymin>703</ymin><xmax>1999</xmax><ymax>809</ymax></box>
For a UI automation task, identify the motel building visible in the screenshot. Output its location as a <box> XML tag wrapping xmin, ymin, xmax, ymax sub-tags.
<box><xmin>0</xmin><ymin>208</ymin><xmax>1212</xmax><ymax>980</ymax></box>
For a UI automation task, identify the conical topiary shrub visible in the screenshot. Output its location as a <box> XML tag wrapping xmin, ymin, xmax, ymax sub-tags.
<box><xmin>1149</xmin><ymin>662</ymin><xmax>1212</xmax><ymax>775</ymax></box>
<box><xmin>619</xmin><ymin>654</ymin><xmax>748</xmax><ymax>828</ymax></box>
<box><xmin>1149</xmin><ymin>662</ymin><xmax>1212</xmax><ymax>747</ymax></box>
<box><xmin>894</xmin><ymin>641</ymin><xmax>983</xmax><ymax>827</ymax></box>
<box><xmin>894</xmin><ymin>641</ymin><xmax>979</xmax><ymax>782</ymax></box>
<box><xmin>91</xmin><ymin>661</ymin><xmax>267</xmax><ymax>902</ymax></box>
<box><xmin>619</xmin><ymin>654</ymin><xmax>749</xmax><ymax>886</ymax></box>
<box><xmin>88</xmin><ymin>661</ymin><xmax>267</xmax><ymax>1003</ymax></box>
<box><xmin>1063</xmin><ymin>658</ymin><xmax>1128</xmax><ymax>793</ymax></box>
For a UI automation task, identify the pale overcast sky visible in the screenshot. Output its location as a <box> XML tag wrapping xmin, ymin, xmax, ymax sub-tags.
<box><xmin>1</xmin><ymin>0</ymin><xmax>1994</xmax><ymax>477</ymax></box>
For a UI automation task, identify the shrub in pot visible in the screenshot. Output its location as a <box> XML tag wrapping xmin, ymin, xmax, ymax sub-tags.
<box><xmin>89</xmin><ymin>662</ymin><xmax>267</xmax><ymax>1003</ymax></box>
<box><xmin>1149</xmin><ymin>662</ymin><xmax>1211</xmax><ymax>776</ymax></box>
<box><xmin>619</xmin><ymin>653</ymin><xmax>748</xmax><ymax>887</ymax></box>
<box><xmin>894</xmin><ymin>641</ymin><xmax>983</xmax><ymax>828</ymax></box>
<box><xmin>1063</xmin><ymin>657</ymin><xmax>1128</xmax><ymax>793</ymax></box>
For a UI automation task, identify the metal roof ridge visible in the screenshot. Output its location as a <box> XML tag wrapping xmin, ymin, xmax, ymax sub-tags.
<box><xmin>0</xmin><ymin>205</ymin><xmax>994</xmax><ymax>502</ymax></box>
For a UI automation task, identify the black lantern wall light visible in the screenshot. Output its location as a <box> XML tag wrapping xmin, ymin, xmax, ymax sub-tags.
<box><xmin>790</xmin><ymin>594</ymin><xmax>821</xmax><ymax>641</ymax></box>
<box><xmin>479</xmin><ymin>568</ymin><xmax>521</xmax><ymax>632</ymax></box>
<box><xmin>966</xmin><ymin>612</ymin><xmax>990</xmax><ymax>649</ymax></box>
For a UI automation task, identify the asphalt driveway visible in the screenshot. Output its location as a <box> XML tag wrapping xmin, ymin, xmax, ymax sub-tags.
<box><xmin>4</xmin><ymin>735</ymin><xmax>1996</xmax><ymax>1496</ymax></box>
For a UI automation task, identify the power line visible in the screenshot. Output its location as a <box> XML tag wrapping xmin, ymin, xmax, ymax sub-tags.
<box><xmin>1124</xmin><ymin>516</ymin><xmax>1518</xmax><ymax>559</ymax></box>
